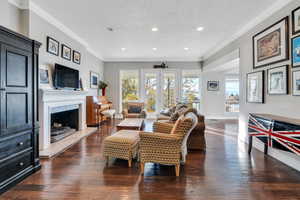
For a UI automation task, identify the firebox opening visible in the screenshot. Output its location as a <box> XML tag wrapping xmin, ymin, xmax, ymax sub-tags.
<box><xmin>51</xmin><ymin>108</ymin><xmax>79</xmax><ymax>143</ymax></box>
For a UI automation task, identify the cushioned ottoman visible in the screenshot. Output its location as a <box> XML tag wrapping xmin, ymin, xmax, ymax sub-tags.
<box><xmin>103</xmin><ymin>130</ymin><xmax>140</xmax><ymax>167</ymax></box>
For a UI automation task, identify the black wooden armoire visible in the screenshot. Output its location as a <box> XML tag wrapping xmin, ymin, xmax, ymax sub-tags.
<box><xmin>0</xmin><ymin>26</ymin><xmax>41</xmax><ymax>194</ymax></box>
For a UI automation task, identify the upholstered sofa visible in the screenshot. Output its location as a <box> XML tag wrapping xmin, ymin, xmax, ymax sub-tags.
<box><xmin>157</xmin><ymin>107</ymin><xmax>206</xmax><ymax>151</ymax></box>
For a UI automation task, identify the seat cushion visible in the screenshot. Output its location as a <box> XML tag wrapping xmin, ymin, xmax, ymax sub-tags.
<box><xmin>102</xmin><ymin>109</ymin><xmax>116</xmax><ymax>117</ymax></box>
<box><xmin>104</xmin><ymin>130</ymin><xmax>140</xmax><ymax>148</ymax></box>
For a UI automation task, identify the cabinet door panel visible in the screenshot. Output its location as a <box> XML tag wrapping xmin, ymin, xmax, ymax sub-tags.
<box><xmin>0</xmin><ymin>45</ymin><xmax>33</xmax><ymax>136</ymax></box>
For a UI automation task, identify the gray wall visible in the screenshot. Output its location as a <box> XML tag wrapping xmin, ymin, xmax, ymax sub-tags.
<box><xmin>203</xmin><ymin>1</ymin><xmax>300</xmax><ymax>171</ymax></box>
<box><xmin>104</xmin><ymin>61</ymin><xmax>201</xmax><ymax>112</ymax></box>
<box><xmin>29</xmin><ymin>12</ymin><xmax>104</xmax><ymax>96</ymax></box>
<box><xmin>0</xmin><ymin>1</ymin><xmax>9</xmax><ymax>27</ymax></box>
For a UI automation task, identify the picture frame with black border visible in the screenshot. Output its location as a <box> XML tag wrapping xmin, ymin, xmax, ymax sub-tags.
<box><xmin>252</xmin><ymin>16</ymin><xmax>289</xmax><ymax>69</ymax></box>
<box><xmin>292</xmin><ymin>6</ymin><xmax>300</xmax><ymax>35</ymax></box>
<box><xmin>292</xmin><ymin>70</ymin><xmax>300</xmax><ymax>96</ymax></box>
<box><xmin>246</xmin><ymin>70</ymin><xmax>265</xmax><ymax>104</ymax></box>
<box><xmin>207</xmin><ymin>81</ymin><xmax>219</xmax><ymax>91</ymax></box>
<box><xmin>61</xmin><ymin>44</ymin><xmax>72</xmax><ymax>61</ymax></box>
<box><xmin>291</xmin><ymin>35</ymin><xmax>300</xmax><ymax>68</ymax></box>
<box><xmin>46</xmin><ymin>36</ymin><xmax>59</xmax><ymax>56</ymax></box>
<box><xmin>90</xmin><ymin>71</ymin><xmax>99</xmax><ymax>89</ymax></box>
<box><xmin>267</xmin><ymin>65</ymin><xmax>288</xmax><ymax>95</ymax></box>
<box><xmin>73</xmin><ymin>50</ymin><xmax>81</xmax><ymax>64</ymax></box>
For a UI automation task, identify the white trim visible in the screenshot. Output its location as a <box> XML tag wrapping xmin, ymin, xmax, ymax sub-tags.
<box><xmin>203</xmin><ymin>0</ymin><xmax>294</xmax><ymax>60</ymax></box>
<box><xmin>8</xmin><ymin>0</ymin><xmax>29</xmax><ymax>9</ymax></box>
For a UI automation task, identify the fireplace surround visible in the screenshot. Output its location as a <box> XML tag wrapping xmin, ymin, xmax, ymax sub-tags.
<box><xmin>39</xmin><ymin>89</ymin><xmax>88</xmax><ymax>151</ymax></box>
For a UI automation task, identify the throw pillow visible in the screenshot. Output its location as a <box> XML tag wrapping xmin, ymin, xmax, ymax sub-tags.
<box><xmin>170</xmin><ymin>112</ymin><xmax>180</xmax><ymax>122</ymax></box>
<box><xmin>128</xmin><ymin>106</ymin><xmax>142</xmax><ymax>113</ymax></box>
<box><xmin>160</xmin><ymin>108</ymin><xmax>171</xmax><ymax>116</ymax></box>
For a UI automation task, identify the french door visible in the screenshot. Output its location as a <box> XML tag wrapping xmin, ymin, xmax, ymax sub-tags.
<box><xmin>141</xmin><ymin>69</ymin><xmax>179</xmax><ymax>113</ymax></box>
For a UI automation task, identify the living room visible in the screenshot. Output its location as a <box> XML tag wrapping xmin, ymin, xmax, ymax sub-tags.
<box><xmin>0</xmin><ymin>0</ymin><xmax>300</xmax><ymax>199</ymax></box>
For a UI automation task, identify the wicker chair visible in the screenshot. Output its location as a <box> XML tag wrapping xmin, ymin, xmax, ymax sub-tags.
<box><xmin>122</xmin><ymin>102</ymin><xmax>146</xmax><ymax>119</ymax></box>
<box><xmin>139</xmin><ymin>112</ymin><xmax>198</xmax><ymax>176</ymax></box>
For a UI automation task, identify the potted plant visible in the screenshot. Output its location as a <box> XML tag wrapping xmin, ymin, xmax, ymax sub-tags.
<box><xmin>99</xmin><ymin>80</ymin><xmax>108</xmax><ymax>96</ymax></box>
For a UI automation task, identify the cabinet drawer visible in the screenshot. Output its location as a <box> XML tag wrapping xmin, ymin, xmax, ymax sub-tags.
<box><xmin>0</xmin><ymin>132</ymin><xmax>32</xmax><ymax>160</ymax></box>
<box><xmin>0</xmin><ymin>151</ymin><xmax>32</xmax><ymax>185</ymax></box>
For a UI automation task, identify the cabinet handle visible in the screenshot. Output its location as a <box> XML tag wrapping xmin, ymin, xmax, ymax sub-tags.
<box><xmin>18</xmin><ymin>142</ymin><xmax>24</xmax><ymax>146</ymax></box>
<box><xmin>19</xmin><ymin>162</ymin><xmax>24</xmax><ymax>166</ymax></box>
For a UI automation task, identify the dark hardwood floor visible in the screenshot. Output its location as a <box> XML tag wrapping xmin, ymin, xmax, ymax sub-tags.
<box><xmin>1</xmin><ymin>120</ymin><xmax>300</xmax><ymax>200</ymax></box>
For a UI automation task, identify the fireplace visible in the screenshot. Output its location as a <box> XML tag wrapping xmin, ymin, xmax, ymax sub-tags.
<box><xmin>39</xmin><ymin>89</ymin><xmax>88</xmax><ymax>151</ymax></box>
<box><xmin>50</xmin><ymin>105</ymin><xmax>79</xmax><ymax>143</ymax></box>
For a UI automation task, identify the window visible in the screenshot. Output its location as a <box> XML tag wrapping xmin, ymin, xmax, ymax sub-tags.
<box><xmin>162</xmin><ymin>72</ymin><xmax>176</xmax><ymax>109</ymax></box>
<box><xmin>182</xmin><ymin>70</ymin><xmax>201</xmax><ymax>110</ymax></box>
<box><xmin>120</xmin><ymin>70</ymin><xmax>139</xmax><ymax>110</ymax></box>
<box><xmin>225</xmin><ymin>78</ymin><xmax>239</xmax><ymax>113</ymax></box>
<box><xmin>144</xmin><ymin>73</ymin><xmax>158</xmax><ymax>112</ymax></box>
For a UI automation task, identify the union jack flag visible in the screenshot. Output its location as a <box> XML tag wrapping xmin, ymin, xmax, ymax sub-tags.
<box><xmin>248</xmin><ymin>114</ymin><xmax>300</xmax><ymax>155</ymax></box>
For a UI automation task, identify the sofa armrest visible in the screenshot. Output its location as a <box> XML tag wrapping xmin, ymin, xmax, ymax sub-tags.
<box><xmin>153</xmin><ymin>122</ymin><xmax>173</xmax><ymax>134</ymax></box>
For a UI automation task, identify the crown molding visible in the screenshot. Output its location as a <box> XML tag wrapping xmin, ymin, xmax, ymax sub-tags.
<box><xmin>103</xmin><ymin>56</ymin><xmax>202</xmax><ymax>62</ymax></box>
<box><xmin>202</xmin><ymin>0</ymin><xmax>294</xmax><ymax>60</ymax></box>
<box><xmin>8</xmin><ymin>0</ymin><xmax>29</xmax><ymax>9</ymax></box>
<box><xmin>26</xmin><ymin>1</ymin><xmax>103</xmax><ymax>61</ymax></box>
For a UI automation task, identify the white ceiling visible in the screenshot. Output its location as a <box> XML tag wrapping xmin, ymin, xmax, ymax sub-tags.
<box><xmin>30</xmin><ymin>0</ymin><xmax>283</xmax><ymax>61</ymax></box>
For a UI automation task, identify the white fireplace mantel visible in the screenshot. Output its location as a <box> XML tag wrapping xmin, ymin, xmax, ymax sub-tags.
<box><xmin>39</xmin><ymin>89</ymin><xmax>88</xmax><ymax>150</ymax></box>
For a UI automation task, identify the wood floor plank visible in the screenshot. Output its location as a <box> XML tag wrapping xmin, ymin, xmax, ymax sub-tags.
<box><xmin>1</xmin><ymin>120</ymin><xmax>300</xmax><ymax>200</ymax></box>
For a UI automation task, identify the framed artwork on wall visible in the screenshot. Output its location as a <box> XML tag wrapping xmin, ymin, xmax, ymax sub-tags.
<box><xmin>267</xmin><ymin>65</ymin><xmax>288</xmax><ymax>95</ymax></box>
<box><xmin>61</xmin><ymin>44</ymin><xmax>71</xmax><ymax>60</ymax></box>
<box><xmin>39</xmin><ymin>68</ymin><xmax>49</xmax><ymax>84</ymax></box>
<box><xmin>73</xmin><ymin>50</ymin><xmax>81</xmax><ymax>64</ymax></box>
<box><xmin>292</xmin><ymin>6</ymin><xmax>300</xmax><ymax>35</ymax></box>
<box><xmin>46</xmin><ymin>36</ymin><xmax>59</xmax><ymax>56</ymax></box>
<box><xmin>253</xmin><ymin>17</ymin><xmax>289</xmax><ymax>69</ymax></box>
<box><xmin>292</xmin><ymin>70</ymin><xmax>300</xmax><ymax>96</ymax></box>
<box><xmin>90</xmin><ymin>71</ymin><xmax>99</xmax><ymax>89</ymax></box>
<box><xmin>291</xmin><ymin>36</ymin><xmax>300</xmax><ymax>68</ymax></box>
<box><xmin>207</xmin><ymin>81</ymin><xmax>219</xmax><ymax>91</ymax></box>
<box><xmin>247</xmin><ymin>71</ymin><xmax>265</xmax><ymax>103</ymax></box>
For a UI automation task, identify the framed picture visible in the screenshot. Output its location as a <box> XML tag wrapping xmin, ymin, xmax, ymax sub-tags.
<box><xmin>291</xmin><ymin>36</ymin><xmax>300</xmax><ymax>68</ymax></box>
<box><xmin>39</xmin><ymin>68</ymin><xmax>49</xmax><ymax>84</ymax></box>
<box><xmin>47</xmin><ymin>36</ymin><xmax>59</xmax><ymax>56</ymax></box>
<box><xmin>247</xmin><ymin>71</ymin><xmax>265</xmax><ymax>103</ymax></box>
<box><xmin>73</xmin><ymin>50</ymin><xmax>81</xmax><ymax>64</ymax></box>
<box><xmin>90</xmin><ymin>71</ymin><xmax>99</xmax><ymax>89</ymax></box>
<box><xmin>292</xmin><ymin>7</ymin><xmax>300</xmax><ymax>35</ymax></box>
<box><xmin>267</xmin><ymin>65</ymin><xmax>288</xmax><ymax>95</ymax></box>
<box><xmin>61</xmin><ymin>44</ymin><xmax>71</xmax><ymax>60</ymax></box>
<box><xmin>292</xmin><ymin>70</ymin><xmax>300</xmax><ymax>96</ymax></box>
<box><xmin>207</xmin><ymin>81</ymin><xmax>219</xmax><ymax>91</ymax></box>
<box><xmin>253</xmin><ymin>17</ymin><xmax>289</xmax><ymax>69</ymax></box>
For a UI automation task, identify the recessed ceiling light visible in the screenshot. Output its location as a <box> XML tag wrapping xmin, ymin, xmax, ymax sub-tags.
<box><xmin>121</xmin><ymin>48</ymin><xmax>126</xmax><ymax>51</ymax></box>
<box><xmin>152</xmin><ymin>47</ymin><xmax>157</xmax><ymax>51</ymax></box>
<box><xmin>152</xmin><ymin>27</ymin><xmax>159</xmax><ymax>32</ymax></box>
<box><xmin>196</xmin><ymin>27</ymin><xmax>204</xmax><ymax>31</ymax></box>
<box><xmin>184</xmin><ymin>47</ymin><xmax>189</xmax><ymax>51</ymax></box>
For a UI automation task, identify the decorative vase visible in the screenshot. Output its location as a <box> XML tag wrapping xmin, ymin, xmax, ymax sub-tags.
<box><xmin>102</xmin><ymin>88</ymin><xmax>106</xmax><ymax>96</ymax></box>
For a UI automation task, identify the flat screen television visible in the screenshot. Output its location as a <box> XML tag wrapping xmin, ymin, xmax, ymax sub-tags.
<box><xmin>53</xmin><ymin>64</ymin><xmax>79</xmax><ymax>90</ymax></box>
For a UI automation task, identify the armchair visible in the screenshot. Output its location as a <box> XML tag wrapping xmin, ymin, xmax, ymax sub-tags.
<box><xmin>139</xmin><ymin>112</ymin><xmax>198</xmax><ymax>176</ymax></box>
<box><xmin>122</xmin><ymin>102</ymin><xmax>146</xmax><ymax>118</ymax></box>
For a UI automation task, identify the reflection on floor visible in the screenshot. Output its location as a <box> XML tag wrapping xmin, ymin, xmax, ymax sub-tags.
<box><xmin>206</xmin><ymin>119</ymin><xmax>239</xmax><ymax>137</ymax></box>
<box><xmin>2</xmin><ymin>119</ymin><xmax>300</xmax><ymax>200</ymax></box>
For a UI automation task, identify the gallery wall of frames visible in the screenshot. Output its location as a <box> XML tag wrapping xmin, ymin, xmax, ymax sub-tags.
<box><xmin>247</xmin><ymin>6</ymin><xmax>300</xmax><ymax>103</ymax></box>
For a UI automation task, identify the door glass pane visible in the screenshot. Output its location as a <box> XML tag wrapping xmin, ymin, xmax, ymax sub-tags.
<box><xmin>225</xmin><ymin>78</ymin><xmax>239</xmax><ymax>112</ymax></box>
<box><xmin>120</xmin><ymin>70</ymin><xmax>139</xmax><ymax>110</ymax></box>
<box><xmin>163</xmin><ymin>73</ymin><xmax>176</xmax><ymax>109</ymax></box>
<box><xmin>145</xmin><ymin>73</ymin><xmax>157</xmax><ymax>112</ymax></box>
<box><xmin>182</xmin><ymin>70</ymin><xmax>201</xmax><ymax>110</ymax></box>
